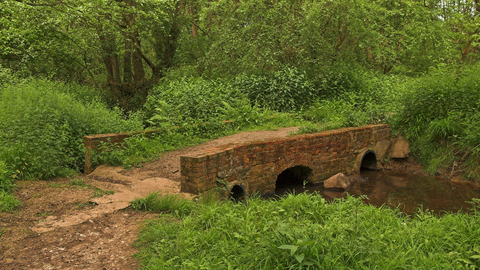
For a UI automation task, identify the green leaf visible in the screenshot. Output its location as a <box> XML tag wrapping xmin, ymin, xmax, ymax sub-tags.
<box><xmin>290</xmin><ymin>245</ymin><xmax>298</xmax><ymax>256</ymax></box>
<box><xmin>278</xmin><ymin>245</ymin><xmax>294</xmax><ymax>250</ymax></box>
<box><xmin>294</xmin><ymin>253</ymin><xmax>305</xmax><ymax>263</ymax></box>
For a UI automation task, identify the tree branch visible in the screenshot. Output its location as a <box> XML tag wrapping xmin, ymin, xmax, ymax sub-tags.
<box><xmin>130</xmin><ymin>34</ymin><xmax>157</xmax><ymax>71</ymax></box>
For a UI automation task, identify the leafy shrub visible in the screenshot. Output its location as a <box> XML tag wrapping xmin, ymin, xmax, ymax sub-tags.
<box><xmin>235</xmin><ymin>67</ymin><xmax>316</xmax><ymax>112</ymax></box>
<box><xmin>393</xmin><ymin>65</ymin><xmax>480</xmax><ymax>177</ymax></box>
<box><xmin>54</xmin><ymin>82</ymin><xmax>106</xmax><ymax>105</ymax></box>
<box><xmin>145</xmin><ymin>77</ymin><xmax>248</xmax><ymax>126</ymax></box>
<box><xmin>302</xmin><ymin>75</ymin><xmax>400</xmax><ymax>129</ymax></box>
<box><xmin>0</xmin><ymin>65</ymin><xmax>22</xmax><ymax>87</ymax></box>
<box><xmin>309</xmin><ymin>65</ymin><xmax>366</xmax><ymax>99</ymax></box>
<box><xmin>0</xmin><ymin>160</ymin><xmax>20</xmax><ymax>212</ymax></box>
<box><xmin>303</xmin><ymin>99</ymin><xmax>364</xmax><ymax>127</ymax></box>
<box><xmin>0</xmin><ymin>191</ymin><xmax>20</xmax><ymax>212</ymax></box>
<box><xmin>0</xmin><ymin>161</ymin><xmax>14</xmax><ymax>193</ymax></box>
<box><xmin>0</xmin><ymin>80</ymin><xmax>143</xmax><ymax>179</ymax></box>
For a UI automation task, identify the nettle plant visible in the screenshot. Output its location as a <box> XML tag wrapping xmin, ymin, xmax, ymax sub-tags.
<box><xmin>0</xmin><ymin>80</ymin><xmax>143</xmax><ymax>179</ymax></box>
<box><xmin>235</xmin><ymin>67</ymin><xmax>317</xmax><ymax>112</ymax></box>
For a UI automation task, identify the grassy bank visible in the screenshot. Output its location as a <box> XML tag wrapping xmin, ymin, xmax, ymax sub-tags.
<box><xmin>134</xmin><ymin>193</ymin><xmax>480</xmax><ymax>269</ymax></box>
<box><xmin>392</xmin><ymin>65</ymin><xmax>480</xmax><ymax>180</ymax></box>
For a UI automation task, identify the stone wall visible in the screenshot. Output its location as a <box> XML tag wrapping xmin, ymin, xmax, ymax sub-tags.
<box><xmin>180</xmin><ymin>124</ymin><xmax>390</xmax><ymax>195</ymax></box>
<box><xmin>83</xmin><ymin>120</ymin><xmax>234</xmax><ymax>174</ymax></box>
<box><xmin>83</xmin><ymin>129</ymin><xmax>161</xmax><ymax>174</ymax></box>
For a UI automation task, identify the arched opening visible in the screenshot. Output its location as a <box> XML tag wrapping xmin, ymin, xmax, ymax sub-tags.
<box><xmin>275</xmin><ymin>165</ymin><xmax>313</xmax><ymax>194</ymax></box>
<box><xmin>229</xmin><ymin>185</ymin><xmax>246</xmax><ymax>202</ymax></box>
<box><xmin>360</xmin><ymin>151</ymin><xmax>377</xmax><ymax>171</ymax></box>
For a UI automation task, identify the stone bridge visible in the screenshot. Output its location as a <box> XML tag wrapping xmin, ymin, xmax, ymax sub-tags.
<box><xmin>180</xmin><ymin>124</ymin><xmax>391</xmax><ymax>197</ymax></box>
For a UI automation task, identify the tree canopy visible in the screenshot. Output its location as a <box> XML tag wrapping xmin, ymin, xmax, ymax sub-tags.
<box><xmin>1</xmin><ymin>0</ymin><xmax>479</xmax><ymax>109</ymax></box>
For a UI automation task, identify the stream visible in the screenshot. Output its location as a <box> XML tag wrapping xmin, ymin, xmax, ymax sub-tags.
<box><xmin>275</xmin><ymin>170</ymin><xmax>480</xmax><ymax>215</ymax></box>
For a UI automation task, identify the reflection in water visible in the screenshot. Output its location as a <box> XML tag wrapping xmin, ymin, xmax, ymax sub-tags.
<box><xmin>275</xmin><ymin>170</ymin><xmax>480</xmax><ymax>215</ymax></box>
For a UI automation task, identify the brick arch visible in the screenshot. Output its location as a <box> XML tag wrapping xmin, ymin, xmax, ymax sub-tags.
<box><xmin>354</xmin><ymin>149</ymin><xmax>378</xmax><ymax>172</ymax></box>
<box><xmin>275</xmin><ymin>165</ymin><xmax>314</xmax><ymax>193</ymax></box>
<box><xmin>257</xmin><ymin>153</ymin><xmax>317</xmax><ymax>194</ymax></box>
<box><xmin>181</xmin><ymin>124</ymin><xmax>390</xmax><ymax>195</ymax></box>
<box><xmin>229</xmin><ymin>184</ymin><xmax>246</xmax><ymax>201</ymax></box>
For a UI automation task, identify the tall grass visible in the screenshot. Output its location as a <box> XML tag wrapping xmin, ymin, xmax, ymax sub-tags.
<box><xmin>131</xmin><ymin>192</ymin><xmax>195</xmax><ymax>218</ymax></box>
<box><xmin>393</xmin><ymin>65</ymin><xmax>480</xmax><ymax>178</ymax></box>
<box><xmin>135</xmin><ymin>193</ymin><xmax>480</xmax><ymax>269</ymax></box>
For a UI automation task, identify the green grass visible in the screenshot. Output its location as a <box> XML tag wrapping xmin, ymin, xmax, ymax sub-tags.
<box><xmin>392</xmin><ymin>65</ymin><xmax>480</xmax><ymax>179</ymax></box>
<box><xmin>0</xmin><ymin>191</ymin><xmax>20</xmax><ymax>212</ymax></box>
<box><xmin>131</xmin><ymin>192</ymin><xmax>195</xmax><ymax>218</ymax></box>
<box><xmin>134</xmin><ymin>193</ymin><xmax>480</xmax><ymax>269</ymax></box>
<box><xmin>92</xmin><ymin>188</ymin><xmax>114</xmax><ymax>198</ymax></box>
<box><xmin>0</xmin><ymin>80</ymin><xmax>143</xmax><ymax>180</ymax></box>
<box><xmin>70</xmin><ymin>178</ymin><xmax>88</xmax><ymax>187</ymax></box>
<box><xmin>49</xmin><ymin>182</ymin><xmax>68</xmax><ymax>188</ymax></box>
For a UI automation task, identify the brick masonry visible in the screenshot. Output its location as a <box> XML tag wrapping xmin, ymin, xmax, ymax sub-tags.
<box><xmin>83</xmin><ymin>129</ymin><xmax>162</xmax><ymax>174</ymax></box>
<box><xmin>180</xmin><ymin>124</ymin><xmax>391</xmax><ymax>195</ymax></box>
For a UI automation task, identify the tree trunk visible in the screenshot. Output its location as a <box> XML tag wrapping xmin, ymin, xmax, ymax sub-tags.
<box><xmin>132</xmin><ymin>33</ymin><xmax>146</xmax><ymax>82</ymax></box>
<box><xmin>123</xmin><ymin>38</ymin><xmax>133</xmax><ymax>83</ymax></box>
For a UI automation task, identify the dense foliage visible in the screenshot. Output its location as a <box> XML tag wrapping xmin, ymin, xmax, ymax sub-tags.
<box><xmin>393</xmin><ymin>65</ymin><xmax>480</xmax><ymax>178</ymax></box>
<box><xmin>134</xmin><ymin>193</ymin><xmax>480</xmax><ymax>269</ymax></box>
<box><xmin>0</xmin><ymin>80</ymin><xmax>143</xmax><ymax>180</ymax></box>
<box><xmin>145</xmin><ymin>77</ymin><xmax>251</xmax><ymax>126</ymax></box>
<box><xmin>1</xmin><ymin>0</ymin><xmax>479</xmax><ymax>108</ymax></box>
<box><xmin>0</xmin><ymin>161</ymin><xmax>19</xmax><ymax>211</ymax></box>
<box><xmin>235</xmin><ymin>67</ymin><xmax>316</xmax><ymax>112</ymax></box>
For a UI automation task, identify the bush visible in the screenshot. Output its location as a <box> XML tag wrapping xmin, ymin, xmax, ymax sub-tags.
<box><xmin>309</xmin><ymin>65</ymin><xmax>366</xmax><ymax>100</ymax></box>
<box><xmin>0</xmin><ymin>65</ymin><xmax>22</xmax><ymax>87</ymax></box>
<box><xmin>0</xmin><ymin>161</ymin><xmax>14</xmax><ymax>194</ymax></box>
<box><xmin>0</xmin><ymin>191</ymin><xmax>20</xmax><ymax>212</ymax></box>
<box><xmin>0</xmin><ymin>80</ymin><xmax>143</xmax><ymax>179</ymax></box>
<box><xmin>235</xmin><ymin>67</ymin><xmax>316</xmax><ymax>112</ymax></box>
<box><xmin>393</xmin><ymin>65</ymin><xmax>480</xmax><ymax>177</ymax></box>
<box><xmin>145</xmin><ymin>77</ymin><xmax>249</xmax><ymax>127</ymax></box>
<box><xmin>302</xmin><ymin>71</ymin><xmax>402</xmax><ymax>129</ymax></box>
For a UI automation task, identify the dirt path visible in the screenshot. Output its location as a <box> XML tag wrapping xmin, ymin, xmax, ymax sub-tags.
<box><xmin>0</xmin><ymin>127</ymin><xmax>299</xmax><ymax>270</ymax></box>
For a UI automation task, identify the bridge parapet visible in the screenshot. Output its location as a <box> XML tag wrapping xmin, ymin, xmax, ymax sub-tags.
<box><xmin>181</xmin><ymin>124</ymin><xmax>390</xmax><ymax>195</ymax></box>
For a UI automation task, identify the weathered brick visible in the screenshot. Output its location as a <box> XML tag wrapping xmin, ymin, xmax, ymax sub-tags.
<box><xmin>180</xmin><ymin>125</ymin><xmax>390</xmax><ymax>194</ymax></box>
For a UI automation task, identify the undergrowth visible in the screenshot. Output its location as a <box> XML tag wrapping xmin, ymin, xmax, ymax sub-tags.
<box><xmin>134</xmin><ymin>193</ymin><xmax>480</xmax><ymax>269</ymax></box>
<box><xmin>0</xmin><ymin>161</ymin><xmax>19</xmax><ymax>212</ymax></box>
<box><xmin>105</xmin><ymin>70</ymin><xmax>397</xmax><ymax>169</ymax></box>
<box><xmin>0</xmin><ymin>80</ymin><xmax>143</xmax><ymax>179</ymax></box>
<box><xmin>131</xmin><ymin>192</ymin><xmax>195</xmax><ymax>218</ymax></box>
<box><xmin>393</xmin><ymin>64</ymin><xmax>480</xmax><ymax>179</ymax></box>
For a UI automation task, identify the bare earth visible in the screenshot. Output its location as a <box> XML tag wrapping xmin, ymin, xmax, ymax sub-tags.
<box><xmin>0</xmin><ymin>127</ymin><xmax>298</xmax><ymax>270</ymax></box>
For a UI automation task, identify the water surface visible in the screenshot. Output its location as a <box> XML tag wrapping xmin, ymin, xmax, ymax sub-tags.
<box><xmin>276</xmin><ymin>170</ymin><xmax>480</xmax><ymax>215</ymax></box>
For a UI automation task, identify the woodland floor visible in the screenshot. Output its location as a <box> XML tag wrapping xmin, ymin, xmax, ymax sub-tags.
<box><xmin>0</xmin><ymin>127</ymin><xmax>301</xmax><ymax>270</ymax></box>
